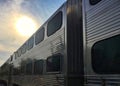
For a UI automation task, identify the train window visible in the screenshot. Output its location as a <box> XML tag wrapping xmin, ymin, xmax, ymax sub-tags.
<box><xmin>26</xmin><ymin>62</ymin><xmax>33</xmax><ymax>74</ymax></box>
<box><xmin>21</xmin><ymin>65</ymin><xmax>25</xmax><ymax>74</ymax></box>
<box><xmin>35</xmin><ymin>28</ymin><xmax>44</xmax><ymax>45</ymax></box>
<box><xmin>46</xmin><ymin>54</ymin><xmax>63</xmax><ymax>72</ymax></box>
<box><xmin>18</xmin><ymin>49</ymin><xmax>21</xmax><ymax>57</ymax></box>
<box><xmin>21</xmin><ymin>44</ymin><xmax>26</xmax><ymax>54</ymax></box>
<box><xmin>47</xmin><ymin>11</ymin><xmax>62</xmax><ymax>36</ymax></box>
<box><xmin>92</xmin><ymin>35</ymin><xmax>120</xmax><ymax>74</ymax></box>
<box><xmin>89</xmin><ymin>0</ymin><xmax>101</xmax><ymax>5</ymax></box>
<box><xmin>10</xmin><ymin>55</ymin><xmax>13</xmax><ymax>61</ymax></box>
<box><xmin>15</xmin><ymin>52</ymin><xmax>17</xmax><ymax>59</ymax></box>
<box><xmin>27</xmin><ymin>36</ymin><xmax>34</xmax><ymax>50</ymax></box>
<box><xmin>34</xmin><ymin>60</ymin><xmax>44</xmax><ymax>75</ymax></box>
<box><xmin>13</xmin><ymin>83</ymin><xmax>19</xmax><ymax>86</ymax></box>
<box><xmin>13</xmin><ymin>67</ymin><xmax>20</xmax><ymax>75</ymax></box>
<box><xmin>0</xmin><ymin>80</ymin><xmax>7</xmax><ymax>86</ymax></box>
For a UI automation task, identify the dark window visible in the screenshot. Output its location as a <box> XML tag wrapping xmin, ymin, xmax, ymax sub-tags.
<box><xmin>34</xmin><ymin>60</ymin><xmax>44</xmax><ymax>75</ymax></box>
<box><xmin>15</xmin><ymin>52</ymin><xmax>17</xmax><ymax>59</ymax></box>
<box><xmin>21</xmin><ymin>65</ymin><xmax>25</xmax><ymax>74</ymax></box>
<box><xmin>0</xmin><ymin>80</ymin><xmax>7</xmax><ymax>86</ymax></box>
<box><xmin>26</xmin><ymin>62</ymin><xmax>33</xmax><ymax>74</ymax></box>
<box><xmin>13</xmin><ymin>84</ymin><xmax>19</xmax><ymax>86</ymax></box>
<box><xmin>47</xmin><ymin>11</ymin><xmax>62</xmax><ymax>36</ymax></box>
<box><xmin>21</xmin><ymin>44</ymin><xmax>26</xmax><ymax>54</ymax></box>
<box><xmin>10</xmin><ymin>55</ymin><xmax>13</xmax><ymax>61</ymax></box>
<box><xmin>18</xmin><ymin>49</ymin><xmax>21</xmax><ymax>57</ymax></box>
<box><xmin>27</xmin><ymin>36</ymin><xmax>34</xmax><ymax>50</ymax></box>
<box><xmin>35</xmin><ymin>28</ymin><xmax>44</xmax><ymax>45</ymax></box>
<box><xmin>13</xmin><ymin>67</ymin><xmax>20</xmax><ymax>75</ymax></box>
<box><xmin>46</xmin><ymin>54</ymin><xmax>63</xmax><ymax>72</ymax></box>
<box><xmin>89</xmin><ymin>0</ymin><xmax>101</xmax><ymax>5</ymax></box>
<box><xmin>92</xmin><ymin>35</ymin><xmax>120</xmax><ymax>74</ymax></box>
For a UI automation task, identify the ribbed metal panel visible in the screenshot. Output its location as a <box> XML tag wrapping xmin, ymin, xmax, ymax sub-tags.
<box><xmin>86</xmin><ymin>0</ymin><xmax>120</xmax><ymax>43</ymax></box>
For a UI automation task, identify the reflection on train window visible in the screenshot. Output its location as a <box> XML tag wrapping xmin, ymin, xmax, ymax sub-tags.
<box><xmin>34</xmin><ymin>59</ymin><xmax>44</xmax><ymax>74</ymax></box>
<box><xmin>26</xmin><ymin>62</ymin><xmax>33</xmax><ymax>74</ymax></box>
<box><xmin>27</xmin><ymin>36</ymin><xmax>34</xmax><ymax>50</ymax></box>
<box><xmin>35</xmin><ymin>27</ymin><xmax>44</xmax><ymax>45</ymax></box>
<box><xmin>21</xmin><ymin>44</ymin><xmax>26</xmax><ymax>54</ymax></box>
<box><xmin>92</xmin><ymin>35</ymin><xmax>120</xmax><ymax>74</ymax></box>
<box><xmin>89</xmin><ymin>0</ymin><xmax>101</xmax><ymax>5</ymax></box>
<box><xmin>47</xmin><ymin>11</ymin><xmax>62</xmax><ymax>36</ymax></box>
<box><xmin>46</xmin><ymin>54</ymin><xmax>62</xmax><ymax>72</ymax></box>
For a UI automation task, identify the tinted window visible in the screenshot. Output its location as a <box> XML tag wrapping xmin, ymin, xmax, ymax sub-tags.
<box><xmin>21</xmin><ymin>65</ymin><xmax>25</xmax><ymax>74</ymax></box>
<box><xmin>92</xmin><ymin>35</ymin><xmax>120</xmax><ymax>74</ymax></box>
<box><xmin>0</xmin><ymin>80</ymin><xmax>7</xmax><ymax>86</ymax></box>
<box><xmin>15</xmin><ymin>52</ymin><xmax>18</xmax><ymax>59</ymax></box>
<box><xmin>26</xmin><ymin>62</ymin><xmax>33</xmax><ymax>74</ymax></box>
<box><xmin>46</xmin><ymin>54</ymin><xmax>62</xmax><ymax>72</ymax></box>
<box><xmin>10</xmin><ymin>56</ymin><xmax>13</xmax><ymax>61</ymax></box>
<box><xmin>89</xmin><ymin>0</ymin><xmax>101</xmax><ymax>5</ymax></box>
<box><xmin>47</xmin><ymin>11</ymin><xmax>62</xmax><ymax>36</ymax></box>
<box><xmin>13</xmin><ymin>67</ymin><xmax>20</xmax><ymax>75</ymax></box>
<box><xmin>18</xmin><ymin>49</ymin><xmax>21</xmax><ymax>57</ymax></box>
<box><xmin>34</xmin><ymin>60</ymin><xmax>44</xmax><ymax>75</ymax></box>
<box><xmin>27</xmin><ymin>36</ymin><xmax>34</xmax><ymax>50</ymax></box>
<box><xmin>21</xmin><ymin>44</ymin><xmax>26</xmax><ymax>54</ymax></box>
<box><xmin>35</xmin><ymin>28</ymin><xmax>44</xmax><ymax>45</ymax></box>
<box><xmin>13</xmin><ymin>84</ymin><xmax>19</xmax><ymax>86</ymax></box>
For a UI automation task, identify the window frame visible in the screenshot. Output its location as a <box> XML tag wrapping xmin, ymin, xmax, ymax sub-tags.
<box><xmin>27</xmin><ymin>36</ymin><xmax>34</xmax><ymax>50</ymax></box>
<box><xmin>92</xmin><ymin>35</ymin><xmax>120</xmax><ymax>74</ymax></box>
<box><xmin>26</xmin><ymin>62</ymin><xmax>33</xmax><ymax>75</ymax></box>
<box><xmin>46</xmin><ymin>53</ymin><xmax>63</xmax><ymax>73</ymax></box>
<box><xmin>35</xmin><ymin>27</ymin><xmax>44</xmax><ymax>45</ymax></box>
<box><xmin>21</xmin><ymin>44</ymin><xmax>26</xmax><ymax>54</ymax></box>
<box><xmin>47</xmin><ymin>11</ymin><xmax>63</xmax><ymax>37</ymax></box>
<box><xmin>34</xmin><ymin>59</ymin><xmax>44</xmax><ymax>75</ymax></box>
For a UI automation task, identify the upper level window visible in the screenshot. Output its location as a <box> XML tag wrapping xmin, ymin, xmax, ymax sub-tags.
<box><xmin>46</xmin><ymin>54</ymin><xmax>63</xmax><ymax>72</ymax></box>
<box><xmin>34</xmin><ymin>59</ymin><xmax>44</xmax><ymax>75</ymax></box>
<box><xmin>92</xmin><ymin>35</ymin><xmax>120</xmax><ymax>74</ymax></box>
<box><xmin>89</xmin><ymin>0</ymin><xmax>101</xmax><ymax>5</ymax></box>
<box><xmin>47</xmin><ymin>11</ymin><xmax>62</xmax><ymax>36</ymax></box>
<box><xmin>10</xmin><ymin>55</ymin><xmax>13</xmax><ymax>61</ymax></box>
<box><xmin>35</xmin><ymin>28</ymin><xmax>44</xmax><ymax>45</ymax></box>
<box><xmin>15</xmin><ymin>52</ymin><xmax>18</xmax><ymax>59</ymax></box>
<box><xmin>18</xmin><ymin>49</ymin><xmax>21</xmax><ymax>57</ymax></box>
<box><xmin>21</xmin><ymin>44</ymin><xmax>26</xmax><ymax>54</ymax></box>
<box><xmin>27</xmin><ymin>36</ymin><xmax>34</xmax><ymax>50</ymax></box>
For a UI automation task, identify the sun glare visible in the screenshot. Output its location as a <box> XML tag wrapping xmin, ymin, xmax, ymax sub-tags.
<box><xmin>16</xmin><ymin>16</ymin><xmax>37</xmax><ymax>37</ymax></box>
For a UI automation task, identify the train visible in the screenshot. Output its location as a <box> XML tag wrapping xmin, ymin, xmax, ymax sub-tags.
<box><xmin>0</xmin><ymin>0</ymin><xmax>120</xmax><ymax>86</ymax></box>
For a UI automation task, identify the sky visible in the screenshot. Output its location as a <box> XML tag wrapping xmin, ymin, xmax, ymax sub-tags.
<box><xmin>0</xmin><ymin>0</ymin><xmax>66</xmax><ymax>66</ymax></box>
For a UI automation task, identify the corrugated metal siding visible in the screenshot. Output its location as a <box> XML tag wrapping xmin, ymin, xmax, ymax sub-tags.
<box><xmin>84</xmin><ymin>0</ymin><xmax>120</xmax><ymax>85</ymax></box>
<box><xmin>86</xmin><ymin>0</ymin><xmax>120</xmax><ymax>43</ymax></box>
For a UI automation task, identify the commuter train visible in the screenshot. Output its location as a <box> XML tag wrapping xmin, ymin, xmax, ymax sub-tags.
<box><xmin>0</xmin><ymin>0</ymin><xmax>120</xmax><ymax>86</ymax></box>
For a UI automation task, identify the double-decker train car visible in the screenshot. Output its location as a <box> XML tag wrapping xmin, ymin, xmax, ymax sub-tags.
<box><xmin>0</xmin><ymin>0</ymin><xmax>120</xmax><ymax>86</ymax></box>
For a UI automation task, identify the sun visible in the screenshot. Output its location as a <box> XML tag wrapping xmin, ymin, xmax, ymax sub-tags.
<box><xmin>15</xmin><ymin>16</ymin><xmax>37</xmax><ymax>37</ymax></box>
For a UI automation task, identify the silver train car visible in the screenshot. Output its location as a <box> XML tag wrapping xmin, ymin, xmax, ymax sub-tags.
<box><xmin>0</xmin><ymin>0</ymin><xmax>120</xmax><ymax>86</ymax></box>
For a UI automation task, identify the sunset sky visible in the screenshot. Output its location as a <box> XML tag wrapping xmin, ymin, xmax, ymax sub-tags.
<box><xmin>0</xmin><ymin>0</ymin><xmax>66</xmax><ymax>66</ymax></box>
